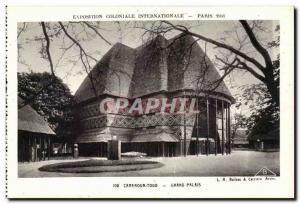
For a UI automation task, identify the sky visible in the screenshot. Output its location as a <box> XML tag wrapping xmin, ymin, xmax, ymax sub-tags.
<box><xmin>17</xmin><ymin>20</ymin><xmax>279</xmax><ymax>116</ymax></box>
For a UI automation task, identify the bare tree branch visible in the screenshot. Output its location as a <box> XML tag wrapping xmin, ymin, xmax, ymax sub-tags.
<box><xmin>235</xmin><ymin>58</ymin><xmax>266</xmax><ymax>82</ymax></box>
<box><xmin>41</xmin><ymin>22</ymin><xmax>55</xmax><ymax>76</ymax></box>
<box><xmin>17</xmin><ymin>22</ymin><xmax>27</xmax><ymax>39</ymax></box>
<box><xmin>58</xmin><ymin>22</ymin><xmax>99</xmax><ymax>99</ymax></box>
<box><xmin>83</xmin><ymin>22</ymin><xmax>112</xmax><ymax>45</ymax></box>
<box><xmin>239</xmin><ymin>20</ymin><xmax>273</xmax><ymax>69</ymax></box>
<box><xmin>58</xmin><ymin>22</ymin><xmax>98</xmax><ymax>63</ymax></box>
<box><xmin>161</xmin><ymin>20</ymin><xmax>266</xmax><ymax>72</ymax></box>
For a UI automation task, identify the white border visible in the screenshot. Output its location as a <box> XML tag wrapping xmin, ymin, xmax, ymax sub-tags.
<box><xmin>6</xmin><ymin>6</ymin><xmax>294</xmax><ymax>198</ymax></box>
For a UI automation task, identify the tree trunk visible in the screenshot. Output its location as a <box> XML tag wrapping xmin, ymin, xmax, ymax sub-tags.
<box><xmin>264</xmin><ymin>66</ymin><xmax>279</xmax><ymax>107</ymax></box>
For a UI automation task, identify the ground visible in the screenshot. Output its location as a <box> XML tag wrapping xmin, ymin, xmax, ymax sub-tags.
<box><xmin>18</xmin><ymin>150</ymin><xmax>279</xmax><ymax>177</ymax></box>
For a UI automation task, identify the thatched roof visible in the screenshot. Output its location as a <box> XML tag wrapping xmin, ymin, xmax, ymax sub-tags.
<box><xmin>18</xmin><ymin>97</ymin><xmax>55</xmax><ymax>135</ymax></box>
<box><xmin>75</xmin><ymin>43</ymin><xmax>136</xmax><ymax>102</ymax></box>
<box><xmin>75</xmin><ymin>33</ymin><xmax>234</xmax><ymax>103</ymax></box>
<box><xmin>129</xmin><ymin>34</ymin><xmax>169</xmax><ymax>97</ymax></box>
<box><xmin>167</xmin><ymin>34</ymin><xmax>232</xmax><ymax>98</ymax></box>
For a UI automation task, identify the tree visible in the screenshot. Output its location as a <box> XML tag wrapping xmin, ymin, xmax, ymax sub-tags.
<box><xmin>246</xmin><ymin>104</ymin><xmax>279</xmax><ymax>142</ymax></box>
<box><xmin>238</xmin><ymin>25</ymin><xmax>280</xmax><ymax>141</ymax></box>
<box><xmin>232</xmin><ymin>113</ymin><xmax>248</xmax><ymax>140</ymax></box>
<box><xmin>18</xmin><ymin>72</ymin><xmax>75</xmax><ymax>142</ymax></box>
<box><xmin>144</xmin><ymin>20</ymin><xmax>280</xmax><ymax>107</ymax></box>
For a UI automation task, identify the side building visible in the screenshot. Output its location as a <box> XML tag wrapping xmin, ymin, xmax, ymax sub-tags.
<box><xmin>73</xmin><ymin>34</ymin><xmax>235</xmax><ymax>157</ymax></box>
<box><xmin>18</xmin><ymin>97</ymin><xmax>55</xmax><ymax>162</ymax></box>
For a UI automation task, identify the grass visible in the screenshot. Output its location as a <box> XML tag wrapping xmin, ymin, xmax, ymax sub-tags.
<box><xmin>38</xmin><ymin>159</ymin><xmax>164</xmax><ymax>173</ymax></box>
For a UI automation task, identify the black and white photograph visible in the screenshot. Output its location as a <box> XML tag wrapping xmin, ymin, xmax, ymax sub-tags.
<box><xmin>5</xmin><ymin>6</ymin><xmax>294</xmax><ymax>199</ymax></box>
<box><xmin>17</xmin><ymin>19</ymin><xmax>280</xmax><ymax>177</ymax></box>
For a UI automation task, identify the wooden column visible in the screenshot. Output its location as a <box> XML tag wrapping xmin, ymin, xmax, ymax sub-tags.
<box><xmin>215</xmin><ymin>98</ymin><xmax>218</xmax><ymax>155</ymax></box>
<box><xmin>38</xmin><ymin>136</ymin><xmax>40</xmax><ymax>161</ymax></box>
<box><xmin>47</xmin><ymin>137</ymin><xmax>51</xmax><ymax>160</ymax></box>
<box><xmin>22</xmin><ymin>136</ymin><xmax>25</xmax><ymax>162</ymax></box>
<box><xmin>221</xmin><ymin>101</ymin><xmax>224</xmax><ymax>155</ymax></box>
<box><xmin>178</xmin><ymin>140</ymin><xmax>182</xmax><ymax>156</ymax></box>
<box><xmin>39</xmin><ymin>135</ymin><xmax>42</xmax><ymax>161</ymax></box>
<box><xmin>183</xmin><ymin>111</ymin><xmax>187</xmax><ymax>157</ymax></box>
<box><xmin>157</xmin><ymin>142</ymin><xmax>160</xmax><ymax>157</ymax></box>
<box><xmin>206</xmin><ymin>98</ymin><xmax>210</xmax><ymax>156</ymax></box>
<box><xmin>28</xmin><ymin>135</ymin><xmax>31</xmax><ymax>162</ymax></box>
<box><xmin>98</xmin><ymin>143</ymin><xmax>100</xmax><ymax>157</ymax></box>
<box><xmin>44</xmin><ymin>136</ymin><xmax>47</xmax><ymax>160</ymax></box>
<box><xmin>196</xmin><ymin>97</ymin><xmax>199</xmax><ymax>156</ymax></box>
<box><xmin>34</xmin><ymin>136</ymin><xmax>37</xmax><ymax>162</ymax></box>
<box><xmin>225</xmin><ymin>104</ymin><xmax>228</xmax><ymax>154</ymax></box>
<box><xmin>228</xmin><ymin>103</ymin><xmax>231</xmax><ymax>154</ymax></box>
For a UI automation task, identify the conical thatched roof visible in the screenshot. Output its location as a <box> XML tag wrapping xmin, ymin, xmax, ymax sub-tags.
<box><xmin>18</xmin><ymin>97</ymin><xmax>55</xmax><ymax>135</ymax></box>
<box><xmin>129</xmin><ymin>34</ymin><xmax>169</xmax><ymax>97</ymax></box>
<box><xmin>167</xmin><ymin>34</ymin><xmax>232</xmax><ymax>98</ymax></box>
<box><xmin>75</xmin><ymin>33</ymin><xmax>234</xmax><ymax>103</ymax></box>
<box><xmin>75</xmin><ymin>43</ymin><xmax>136</xmax><ymax>102</ymax></box>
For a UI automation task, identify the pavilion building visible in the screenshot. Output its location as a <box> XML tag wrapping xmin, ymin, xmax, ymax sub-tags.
<box><xmin>73</xmin><ymin>33</ymin><xmax>234</xmax><ymax>157</ymax></box>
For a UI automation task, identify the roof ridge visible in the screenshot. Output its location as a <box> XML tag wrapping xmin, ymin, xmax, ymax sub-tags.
<box><xmin>113</xmin><ymin>42</ymin><xmax>134</xmax><ymax>50</ymax></box>
<box><xmin>134</xmin><ymin>34</ymin><xmax>168</xmax><ymax>51</ymax></box>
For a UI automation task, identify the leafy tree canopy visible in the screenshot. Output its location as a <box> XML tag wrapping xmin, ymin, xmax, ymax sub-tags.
<box><xmin>18</xmin><ymin>72</ymin><xmax>75</xmax><ymax>141</ymax></box>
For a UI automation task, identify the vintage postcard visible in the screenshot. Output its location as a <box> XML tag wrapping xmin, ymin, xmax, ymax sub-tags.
<box><xmin>6</xmin><ymin>6</ymin><xmax>294</xmax><ymax>198</ymax></box>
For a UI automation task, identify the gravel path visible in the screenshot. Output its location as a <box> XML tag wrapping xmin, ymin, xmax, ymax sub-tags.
<box><xmin>18</xmin><ymin>150</ymin><xmax>279</xmax><ymax>177</ymax></box>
